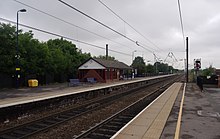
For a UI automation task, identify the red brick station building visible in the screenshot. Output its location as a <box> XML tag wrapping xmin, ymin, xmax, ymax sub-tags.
<box><xmin>78</xmin><ymin>58</ymin><xmax>132</xmax><ymax>83</ymax></box>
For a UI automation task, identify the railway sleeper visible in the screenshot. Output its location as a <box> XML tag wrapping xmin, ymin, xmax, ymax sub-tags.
<box><xmin>60</xmin><ymin>113</ymin><xmax>75</xmax><ymax>117</ymax></box>
<box><xmin>89</xmin><ymin>132</ymin><xmax>112</xmax><ymax>139</ymax></box>
<box><xmin>102</xmin><ymin>125</ymin><xmax>118</xmax><ymax>130</ymax></box>
<box><xmin>54</xmin><ymin>117</ymin><xmax>67</xmax><ymax>121</ymax></box>
<box><xmin>96</xmin><ymin>128</ymin><xmax>118</xmax><ymax>134</ymax></box>
<box><xmin>108</xmin><ymin>121</ymin><xmax>124</xmax><ymax>126</ymax></box>
<box><xmin>34</xmin><ymin>122</ymin><xmax>49</xmax><ymax>127</ymax></box>
<box><xmin>58</xmin><ymin>114</ymin><xmax>72</xmax><ymax>119</ymax></box>
<box><xmin>112</xmin><ymin>118</ymin><xmax>129</xmax><ymax>124</ymax></box>
<box><xmin>8</xmin><ymin>132</ymin><xmax>24</xmax><ymax>138</ymax></box>
<box><xmin>12</xmin><ymin>130</ymin><xmax>27</xmax><ymax>136</ymax></box>
<box><xmin>42</xmin><ymin>120</ymin><xmax>55</xmax><ymax>125</ymax></box>
<box><xmin>118</xmin><ymin>115</ymin><xmax>134</xmax><ymax>119</ymax></box>
<box><xmin>43</xmin><ymin>119</ymin><xmax>57</xmax><ymax>124</ymax></box>
<box><xmin>25</xmin><ymin>126</ymin><xmax>41</xmax><ymax>132</ymax></box>
<box><xmin>72</xmin><ymin>110</ymin><xmax>84</xmax><ymax>114</ymax></box>
<box><xmin>19</xmin><ymin>127</ymin><xmax>35</xmax><ymax>132</ymax></box>
<box><xmin>50</xmin><ymin>117</ymin><xmax>64</xmax><ymax>122</ymax></box>
<box><xmin>98</xmin><ymin>124</ymin><xmax>124</xmax><ymax>131</ymax></box>
<box><xmin>114</xmin><ymin>116</ymin><xmax>132</xmax><ymax>121</ymax></box>
<box><xmin>0</xmin><ymin>134</ymin><xmax>17</xmax><ymax>139</ymax></box>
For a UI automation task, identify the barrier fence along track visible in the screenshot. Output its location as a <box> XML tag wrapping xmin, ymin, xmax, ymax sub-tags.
<box><xmin>0</xmin><ymin>75</ymin><xmax>180</xmax><ymax>139</ymax></box>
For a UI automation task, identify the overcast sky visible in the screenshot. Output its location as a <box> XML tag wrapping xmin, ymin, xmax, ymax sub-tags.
<box><xmin>1</xmin><ymin>0</ymin><xmax>220</xmax><ymax>69</ymax></box>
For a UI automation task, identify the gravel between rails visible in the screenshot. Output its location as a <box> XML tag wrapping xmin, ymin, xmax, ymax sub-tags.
<box><xmin>29</xmin><ymin>84</ymin><xmax>161</xmax><ymax>139</ymax></box>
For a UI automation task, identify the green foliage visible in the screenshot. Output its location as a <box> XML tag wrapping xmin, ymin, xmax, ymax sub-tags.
<box><xmin>131</xmin><ymin>56</ymin><xmax>176</xmax><ymax>76</ymax></box>
<box><xmin>132</xmin><ymin>56</ymin><xmax>146</xmax><ymax>76</ymax></box>
<box><xmin>0</xmin><ymin>23</ymin><xmax>16</xmax><ymax>74</ymax></box>
<box><xmin>202</xmin><ymin>65</ymin><xmax>215</xmax><ymax>76</ymax></box>
<box><xmin>0</xmin><ymin>23</ymin><xmax>91</xmax><ymax>83</ymax></box>
<box><xmin>146</xmin><ymin>64</ymin><xmax>154</xmax><ymax>73</ymax></box>
<box><xmin>0</xmin><ymin>22</ymin><xmax>177</xmax><ymax>85</ymax></box>
<box><xmin>154</xmin><ymin>62</ymin><xmax>171</xmax><ymax>73</ymax></box>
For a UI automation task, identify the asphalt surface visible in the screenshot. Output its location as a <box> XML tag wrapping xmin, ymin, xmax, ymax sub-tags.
<box><xmin>180</xmin><ymin>83</ymin><xmax>220</xmax><ymax>139</ymax></box>
<box><xmin>0</xmin><ymin>83</ymin><xmax>68</xmax><ymax>99</ymax></box>
<box><xmin>161</xmin><ymin>83</ymin><xmax>220</xmax><ymax>139</ymax></box>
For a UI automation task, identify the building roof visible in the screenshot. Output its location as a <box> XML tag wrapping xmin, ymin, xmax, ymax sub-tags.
<box><xmin>216</xmin><ymin>69</ymin><xmax>220</xmax><ymax>75</ymax></box>
<box><xmin>79</xmin><ymin>57</ymin><xmax>132</xmax><ymax>70</ymax></box>
<box><xmin>93</xmin><ymin>58</ymin><xmax>132</xmax><ymax>69</ymax></box>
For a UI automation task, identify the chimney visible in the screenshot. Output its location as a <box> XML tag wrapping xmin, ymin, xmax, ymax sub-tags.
<box><xmin>106</xmin><ymin>44</ymin><xmax>108</xmax><ymax>60</ymax></box>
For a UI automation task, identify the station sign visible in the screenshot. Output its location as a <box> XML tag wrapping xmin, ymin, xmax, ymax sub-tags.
<box><xmin>194</xmin><ymin>59</ymin><xmax>201</xmax><ymax>70</ymax></box>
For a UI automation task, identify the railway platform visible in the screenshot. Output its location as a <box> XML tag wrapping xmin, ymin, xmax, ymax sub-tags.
<box><xmin>111</xmin><ymin>82</ymin><xmax>182</xmax><ymax>139</ymax></box>
<box><xmin>112</xmin><ymin>83</ymin><xmax>220</xmax><ymax>139</ymax></box>
<box><xmin>0</xmin><ymin>75</ymin><xmax>172</xmax><ymax>108</ymax></box>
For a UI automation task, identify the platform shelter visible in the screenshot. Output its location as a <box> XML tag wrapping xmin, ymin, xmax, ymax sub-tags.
<box><xmin>78</xmin><ymin>58</ymin><xmax>132</xmax><ymax>83</ymax></box>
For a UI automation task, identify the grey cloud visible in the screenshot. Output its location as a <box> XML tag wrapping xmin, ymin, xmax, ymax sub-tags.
<box><xmin>0</xmin><ymin>0</ymin><xmax>220</xmax><ymax>68</ymax></box>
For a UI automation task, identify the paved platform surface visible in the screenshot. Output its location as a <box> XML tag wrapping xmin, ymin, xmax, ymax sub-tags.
<box><xmin>112</xmin><ymin>82</ymin><xmax>220</xmax><ymax>139</ymax></box>
<box><xmin>0</xmin><ymin>75</ymin><xmax>172</xmax><ymax>108</ymax></box>
<box><xmin>112</xmin><ymin>83</ymin><xmax>182</xmax><ymax>139</ymax></box>
<box><xmin>179</xmin><ymin>83</ymin><xmax>220</xmax><ymax>139</ymax></box>
<box><xmin>161</xmin><ymin>83</ymin><xmax>220</xmax><ymax>139</ymax></box>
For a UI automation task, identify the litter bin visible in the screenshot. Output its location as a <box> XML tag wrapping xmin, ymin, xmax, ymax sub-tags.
<box><xmin>28</xmin><ymin>79</ymin><xmax>38</xmax><ymax>87</ymax></box>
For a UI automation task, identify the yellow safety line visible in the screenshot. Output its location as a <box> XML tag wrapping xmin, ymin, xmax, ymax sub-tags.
<box><xmin>174</xmin><ymin>83</ymin><xmax>186</xmax><ymax>139</ymax></box>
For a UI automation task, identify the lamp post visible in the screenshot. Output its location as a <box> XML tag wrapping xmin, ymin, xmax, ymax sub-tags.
<box><xmin>131</xmin><ymin>50</ymin><xmax>137</xmax><ymax>65</ymax></box>
<box><xmin>16</xmin><ymin>9</ymin><xmax>26</xmax><ymax>88</ymax></box>
<box><xmin>131</xmin><ymin>50</ymin><xmax>137</xmax><ymax>79</ymax></box>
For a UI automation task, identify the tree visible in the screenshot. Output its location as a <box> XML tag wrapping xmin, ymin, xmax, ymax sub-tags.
<box><xmin>47</xmin><ymin>38</ymin><xmax>91</xmax><ymax>79</ymax></box>
<box><xmin>146</xmin><ymin>64</ymin><xmax>154</xmax><ymax>73</ymax></box>
<box><xmin>202</xmin><ymin>65</ymin><xmax>215</xmax><ymax>76</ymax></box>
<box><xmin>0</xmin><ymin>23</ymin><xmax>91</xmax><ymax>86</ymax></box>
<box><xmin>132</xmin><ymin>56</ymin><xmax>146</xmax><ymax>76</ymax></box>
<box><xmin>154</xmin><ymin>62</ymin><xmax>170</xmax><ymax>73</ymax></box>
<box><xmin>0</xmin><ymin>23</ymin><xmax>16</xmax><ymax>74</ymax></box>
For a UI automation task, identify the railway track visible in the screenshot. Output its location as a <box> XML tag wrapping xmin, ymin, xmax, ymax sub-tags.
<box><xmin>0</xmin><ymin>75</ymin><xmax>181</xmax><ymax>139</ymax></box>
<box><xmin>74</xmin><ymin>80</ymin><xmax>173</xmax><ymax>139</ymax></box>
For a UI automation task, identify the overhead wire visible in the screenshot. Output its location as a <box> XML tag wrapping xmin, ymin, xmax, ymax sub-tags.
<box><xmin>98</xmin><ymin>0</ymin><xmax>163</xmax><ymax>51</ymax></box>
<box><xmin>58</xmin><ymin>0</ymin><xmax>136</xmax><ymax>44</ymax></box>
<box><xmin>0</xmin><ymin>17</ymin><xmax>131</xmax><ymax>56</ymax></box>
<box><xmin>13</xmin><ymin>0</ymin><xmax>133</xmax><ymax>51</ymax></box>
<box><xmin>97</xmin><ymin>0</ymin><xmax>167</xmax><ymax>62</ymax></box>
<box><xmin>58</xmin><ymin>0</ymin><xmax>154</xmax><ymax>54</ymax></box>
<box><xmin>177</xmin><ymin>0</ymin><xmax>185</xmax><ymax>48</ymax></box>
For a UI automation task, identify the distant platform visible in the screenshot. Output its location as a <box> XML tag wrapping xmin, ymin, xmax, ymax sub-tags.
<box><xmin>0</xmin><ymin>74</ymin><xmax>173</xmax><ymax>109</ymax></box>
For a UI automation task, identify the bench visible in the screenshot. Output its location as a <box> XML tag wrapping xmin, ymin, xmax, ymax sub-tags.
<box><xmin>87</xmin><ymin>78</ymin><xmax>97</xmax><ymax>83</ymax></box>
<box><xmin>69</xmin><ymin>79</ymin><xmax>81</xmax><ymax>86</ymax></box>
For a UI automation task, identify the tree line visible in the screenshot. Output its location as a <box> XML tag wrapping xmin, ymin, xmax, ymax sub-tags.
<box><xmin>0</xmin><ymin>22</ymin><xmax>179</xmax><ymax>88</ymax></box>
<box><xmin>0</xmin><ymin>23</ymin><xmax>90</xmax><ymax>87</ymax></box>
<box><xmin>131</xmin><ymin>56</ymin><xmax>178</xmax><ymax>76</ymax></box>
